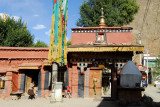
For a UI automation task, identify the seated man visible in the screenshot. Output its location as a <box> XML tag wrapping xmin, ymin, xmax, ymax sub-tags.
<box><xmin>28</xmin><ymin>82</ymin><xmax>35</xmax><ymax>100</ymax></box>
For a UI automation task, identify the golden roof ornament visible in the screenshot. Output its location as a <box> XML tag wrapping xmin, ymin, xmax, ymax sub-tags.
<box><xmin>101</xmin><ymin>8</ymin><xmax>104</xmax><ymax>16</ymax></box>
<box><xmin>3</xmin><ymin>13</ymin><xmax>7</xmax><ymax>22</ymax></box>
<box><xmin>99</xmin><ymin>8</ymin><xmax>106</xmax><ymax>27</ymax></box>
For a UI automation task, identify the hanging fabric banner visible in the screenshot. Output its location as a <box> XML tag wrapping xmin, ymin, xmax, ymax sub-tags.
<box><xmin>48</xmin><ymin>0</ymin><xmax>68</xmax><ymax>66</ymax></box>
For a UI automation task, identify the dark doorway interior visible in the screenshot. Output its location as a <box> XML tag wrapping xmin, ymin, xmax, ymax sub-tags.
<box><xmin>24</xmin><ymin>69</ymin><xmax>40</xmax><ymax>93</ymax></box>
<box><xmin>102</xmin><ymin>68</ymin><xmax>111</xmax><ymax>97</ymax></box>
<box><xmin>58</xmin><ymin>67</ymin><xmax>67</xmax><ymax>90</ymax></box>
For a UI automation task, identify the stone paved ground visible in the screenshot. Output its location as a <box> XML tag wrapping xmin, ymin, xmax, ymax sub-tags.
<box><xmin>0</xmin><ymin>97</ymin><xmax>147</xmax><ymax>107</ymax></box>
<box><xmin>0</xmin><ymin>86</ymin><xmax>159</xmax><ymax>107</ymax></box>
<box><xmin>143</xmin><ymin>85</ymin><xmax>160</xmax><ymax>102</ymax></box>
<box><xmin>0</xmin><ymin>98</ymin><xmax>118</xmax><ymax>107</ymax></box>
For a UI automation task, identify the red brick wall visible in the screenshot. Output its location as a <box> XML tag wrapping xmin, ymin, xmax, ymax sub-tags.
<box><xmin>0</xmin><ymin>47</ymin><xmax>48</xmax><ymax>98</ymax></box>
<box><xmin>107</xmin><ymin>32</ymin><xmax>132</xmax><ymax>44</ymax></box>
<box><xmin>6</xmin><ymin>72</ymin><xmax>12</xmax><ymax>98</ymax></box>
<box><xmin>71</xmin><ymin>32</ymin><xmax>132</xmax><ymax>45</ymax></box>
<box><xmin>69</xmin><ymin>68</ymin><xmax>72</xmax><ymax>87</ymax></box>
<box><xmin>41</xmin><ymin>66</ymin><xmax>45</xmax><ymax>97</ymax></box>
<box><xmin>0</xmin><ymin>47</ymin><xmax>48</xmax><ymax>59</ymax></box>
<box><xmin>71</xmin><ymin>33</ymin><xmax>96</xmax><ymax>45</ymax></box>
<box><xmin>70</xmin><ymin>65</ymin><xmax>79</xmax><ymax>98</ymax></box>
<box><xmin>0</xmin><ymin>72</ymin><xmax>12</xmax><ymax>98</ymax></box>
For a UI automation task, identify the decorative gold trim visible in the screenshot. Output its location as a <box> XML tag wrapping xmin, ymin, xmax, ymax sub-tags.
<box><xmin>43</xmin><ymin>63</ymin><xmax>52</xmax><ymax>66</ymax></box>
<box><xmin>67</xmin><ymin>46</ymin><xmax>144</xmax><ymax>52</ymax></box>
<box><xmin>99</xmin><ymin>65</ymin><xmax>105</xmax><ymax>69</ymax></box>
<box><xmin>18</xmin><ymin>67</ymin><xmax>40</xmax><ymax>69</ymax></box>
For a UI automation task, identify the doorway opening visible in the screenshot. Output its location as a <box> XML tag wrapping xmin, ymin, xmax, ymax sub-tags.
<box><xmin>22</xmin><ymin>69</ymin><xmax>40</xmax><ymax>95</ymax></box>
<box><xmin>102</xmin><ymin>68</ymin><xmax>111</xmax><ymax>97</ymax></box>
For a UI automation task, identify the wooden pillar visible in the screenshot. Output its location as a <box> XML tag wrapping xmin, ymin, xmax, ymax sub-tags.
<box><xmin>111</xmin><ymin>65</ymin><xmax>117</xmax><ymax>99</ymax></box>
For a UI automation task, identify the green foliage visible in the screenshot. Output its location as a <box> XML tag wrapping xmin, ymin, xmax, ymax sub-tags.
<box><xmin>156</xmin><ymin>56</ymin><xmax>160</xmax><ymax>67</ymax></box>
<box><xmin>155</xmin><ymin>56</ymin><xmax>160</xmax><ymax>73</ymax></box>
<box><xmin>0</xmin><ymin>16</ymin><xmax>34</xmax><ymax>47</ymax></box>
<box><xmin>77</xmin><ymin>0</ymin><xmax>139</xmax><ymax>27</ymax></box>
<box><xmin>67</xmin><ymin>40</ymin><xmax>71</xmax><ymax>46</ymax></box>
<box><xmin>33</xmin><ymin>40</ymin><xmax>48</xmax><ymax>47</ymax></box>
<box><xmin>151</xmin><ymin>56</ymin><xmax>160</xmax><ymax>81</ymax></box>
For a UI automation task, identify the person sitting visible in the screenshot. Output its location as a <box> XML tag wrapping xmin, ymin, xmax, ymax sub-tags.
<box><xmin>64</xmin><ymin>86</ymin><xmax>71</xmax><ymax>98</ymax></box>
<box><xmin>28</xmin><ymin>82</ymin><xmax>35</xmax><ymax>100</ymax></box>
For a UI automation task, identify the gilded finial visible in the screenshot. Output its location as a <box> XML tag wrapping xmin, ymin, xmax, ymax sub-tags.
<box><xmin>99</xmin><ymin>8</ymin><xmax>106</xmax><ymax>27</ymax></box>
<box><xmin>101</xmin><ymin>8</ymin><xmax>104</xmax><ymax>17</ymax></box>
<box><xmin>3</xmin><ymin>13</ymin><xmax>6</xmax><ymax>22</ymax></box>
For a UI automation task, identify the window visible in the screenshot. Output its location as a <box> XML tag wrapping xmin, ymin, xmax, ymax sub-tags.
<box><xmin>95</xmin><ymin>32</ymin><xmax>106</xmax><ymax>43</ymax></box>
<box><xmin>97</xmin><ymin>34</ymin><xmax>104</xmax><ymax>41</ymax></box>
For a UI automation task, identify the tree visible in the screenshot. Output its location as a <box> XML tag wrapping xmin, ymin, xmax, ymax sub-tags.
<box><xmin>77</xmin><ymin>0</ymin><xmax>139</xmax><ymax>27</ymax></box>
<box><xmin>33</xmin><ymin>40</ymin><xmax>48</xmax><ymax>47</ymax></box>
<box><xmin>0</xmin><ymin>16</ymin><xmax>34</xmax><ymax>47</ymax></box>
<box><xmin>155</xmin><ymin>56</ymin><xmax>160</xmax><ymax>75</ymax></box>
<box><xmin>67</xmin><ymin>40</ymin><xmax>71</xmax><ymax>46</ymax></box>
<box><xmin>151</xmin><ymin>55</ymin><xmax>160</xmax><ymax>81</ymax></box>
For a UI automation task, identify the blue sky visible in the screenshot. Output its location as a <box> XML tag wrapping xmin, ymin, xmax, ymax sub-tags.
<box><xmin>0</xmin><ymin>0</ymin><xmax>87</xmax><ymax>45</ymax></box>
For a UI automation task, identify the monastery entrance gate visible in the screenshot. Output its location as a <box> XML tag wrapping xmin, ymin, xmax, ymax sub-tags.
<box><xmin>67</xmin><ymin>51</ymin><xmax>137</xmax><ymax>99</ymax></box>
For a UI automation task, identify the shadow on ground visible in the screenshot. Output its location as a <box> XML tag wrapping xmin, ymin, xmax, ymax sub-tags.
<box><xmin>97</xmin><ymin>95</ymin><xmax>160</xmax><ymax>107</ymax></box>
<box><xmin>141</xmin><ymin>95</ymin><xmax>160</xmax><ymax>107</ymax></box>
<box><xmin>96</xmin><ymin>97</ymin><xmax>120</xmax><ymax>107</ymax></box>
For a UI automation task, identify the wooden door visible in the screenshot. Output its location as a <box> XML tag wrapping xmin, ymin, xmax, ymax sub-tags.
<box><xmin>25</xmin><ymin>76</ymin><xmax>32</xmax><ymax>93</ymax></box>
<box><xmin>12</xmin><ymin>72</ymin><xmax>18</xmax><ymax>92</ymax></box>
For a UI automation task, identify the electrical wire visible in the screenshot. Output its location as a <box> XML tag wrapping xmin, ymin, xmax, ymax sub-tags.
<box><xmin>153</xmin><ymin>0</ymin><xmax>160</xmax><ymax>41</ymax></box>
<box><xmin>140</xmin><ymin>0</ymin><xmax>152</xmax><ymax>33</ymax></box>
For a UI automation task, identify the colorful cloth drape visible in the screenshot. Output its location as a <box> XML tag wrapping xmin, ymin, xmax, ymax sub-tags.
<box><xmin>48</xmin><ymin>0</ymin><xmax>68</xmax><ymax>66</ymax></box>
